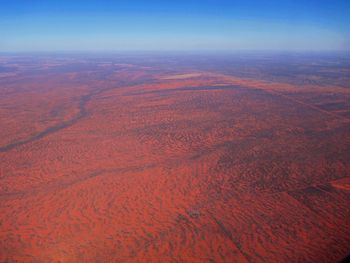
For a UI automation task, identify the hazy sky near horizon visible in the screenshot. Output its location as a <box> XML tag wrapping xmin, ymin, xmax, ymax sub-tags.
<box><xmin>1</xmin><ymin>0</ymin><xmax>350</xmax><ymax>52</ymax></box>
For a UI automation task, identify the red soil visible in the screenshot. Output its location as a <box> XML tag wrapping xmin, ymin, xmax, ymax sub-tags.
<box><xmin>0</xmin><ymin>58</ymin><xmax>350</xmax><ymax>262</ymax></box>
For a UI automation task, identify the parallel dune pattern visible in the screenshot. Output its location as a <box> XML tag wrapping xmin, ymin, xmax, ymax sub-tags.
<box><xmin>1</xmin><ymin>55</ymin><xmax>350</xmax><ymax>262</ymax></box>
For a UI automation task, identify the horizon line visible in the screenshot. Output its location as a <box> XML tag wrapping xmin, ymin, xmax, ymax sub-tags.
<box><xmin>1</xmin><ymin>49</ymin><xmax>350</xmax><ymax>55</ymax></box>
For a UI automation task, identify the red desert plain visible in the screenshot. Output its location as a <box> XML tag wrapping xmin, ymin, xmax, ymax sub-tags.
<box><xmin>1</xmin><ymin>54</ymin><xmax>350</xmax><ymax>262</ymax></box>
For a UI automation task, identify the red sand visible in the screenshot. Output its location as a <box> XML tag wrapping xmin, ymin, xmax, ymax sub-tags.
<box><xmin>1</xmin><ymin>58</ymin><xmax>350</xmax><ymax>262</ymax></box>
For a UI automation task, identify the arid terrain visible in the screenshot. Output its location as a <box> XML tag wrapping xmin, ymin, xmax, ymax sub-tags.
<box><xmin>0</xmin><ymin>53</ymin><xmax>350</xmax><ymax>262</ymax></box>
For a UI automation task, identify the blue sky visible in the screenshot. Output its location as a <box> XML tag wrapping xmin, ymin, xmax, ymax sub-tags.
<box><xmin>1</xmin><ymin>0</ymin><xmax>349</xmax><ymax>51</ymax></box>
